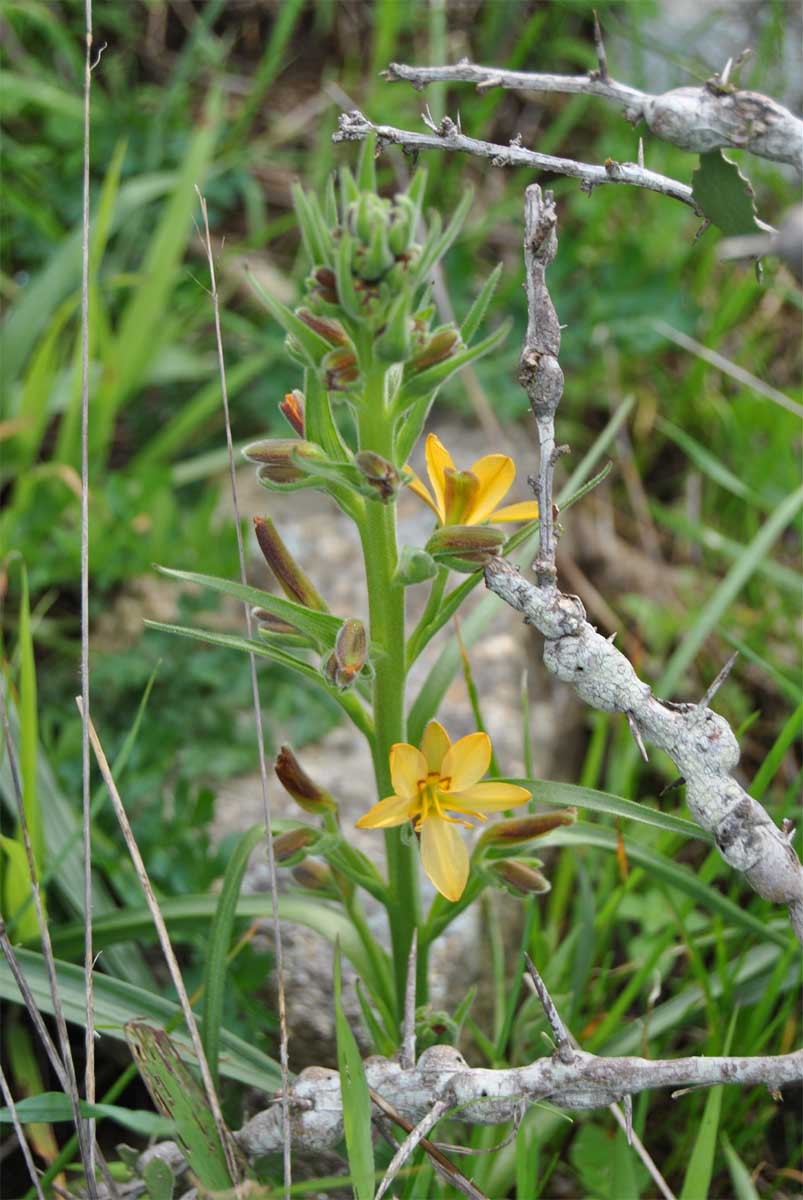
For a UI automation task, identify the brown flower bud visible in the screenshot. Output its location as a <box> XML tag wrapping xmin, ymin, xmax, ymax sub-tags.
<box><xmin>426</xmin><ymin>524</ymin><xmax>505</xmax><ymax>573</ymax></box>
<box><xmin>297</xmin><ymin>308</ymin><xmax>349</xmax><ymax>346</ymax></box>
<box><xmin>489</xmin><ymin>860</ymin><xmax>551</xmax><ymax>896</ymax></box>
<box><xmin>478</xmin><ymin>809</ymin><xmax>576</xmax><ymax>849</ymax></box>
<box><xmin>312</xmin><ymin>267</ymin><xmax>338</xmax><ymax>305</ymax></box>
<box><xmin>275</xmin><ymin>745</ymin><xmax>337</xmax><ymax>814</ymax></box>
<box><xmin>291</xmin><ymin>860</ymin><xmax>335</xmax><ymax>893</ymax></box>
<box><xmin>253</xmin><ymin>517</ymin><xmax>328</xmax><ymax>611</ymax></box>
<box><xmin>253</xmin><ymin>610</ymin><xmax>302</xmax><ymax>637</ymax></box>
<box><xmin>355</xmin><ymin>451</ymin><xmax>401</xmax><ymax>502</ymax></box>
<box><xmin>408</xmin><ymin>328</ymin><xmax>459</xmax><ymax>374</ymax></box>
<box><xmin>279</xmin><ymin>390</ymin><xmax>305</xmax><ymax>437</ymax></box>
<box><xmin>323</xmin><ymin>347</ymin><xmax>360</xmax><ymax>391</ymax></box>
<box><xmin>272</xmin><ymin>827</ymin><xmax>316</xmax><ymax>863</ymax></box>
<box><xmin>244</xmin><ymin>439</ymin><xmax>326</xmax><ymax>484</ymax></box>
<box><xmin>322</xmin><ymin>618</ymin><xmax>368</xmax><ymax>690</ymax></box>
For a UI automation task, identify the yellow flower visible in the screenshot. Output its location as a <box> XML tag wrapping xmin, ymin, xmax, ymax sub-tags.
<box><xmin>407</xmin><ymin>433</ymin><xmax>539</xmax><ymax>527</ymax></box>
<box><xmin>356</xmin><ymin>722</ymin><xmax>531</xmax><ymax>902</ymax></box>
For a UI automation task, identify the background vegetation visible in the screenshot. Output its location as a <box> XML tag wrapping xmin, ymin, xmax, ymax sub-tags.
<box><xmin>1</xmin><ymin>1</ymin><xmax>801</xmax><ymax>1196</ymax></box>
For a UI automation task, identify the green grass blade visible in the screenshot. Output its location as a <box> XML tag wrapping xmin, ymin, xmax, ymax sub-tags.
<box><xmin>506</xmin><ymin>779</ymin><xmax>712</xmax><ymax>842</ymax></box>
<box><xmin>126</xmin><ymin>1022</ymin><xmax>237</xmax><ymax>1191</ymax></box>
<box><xmin>334</xmin><ymin>943</ymin><xmax>375</xmax><ymax>1200</ymax></box>
<box><xmin>460</xmin><ymin>262</ymin><xmax>503</xmax><ymax>345</ymax></box>
<box><xmin>721</xmin><ymin>1133</ymin><xmax>761</xmax><ymax>1200</ymax></box>
<box><xmin>201</xmin><ymin>825</ymin><xmax>265</xmax><ymax>1092</ymax></box>
<box><xmin>16</xmin><ymin>565</ymin><xmax>42</xmax><ymax>870</ymax></box>
<box><xmin>748</xmin><ymin>700</ymin><xmax>803</xmax><ymax>802</ymax></box>
<box><xmin>0</xmin><ymin>947</ymin><xmax>283</xmax><ymax>1090</ymax></box>
<box><xmin>155</xmin><ymin>565</ymin><xmax>343</xmax><ymax>648</ymax></box>
<box><xmin>0</xmin><ymin>1092</ymin><xmax>172</xmax><ymax>1138</ymax></box>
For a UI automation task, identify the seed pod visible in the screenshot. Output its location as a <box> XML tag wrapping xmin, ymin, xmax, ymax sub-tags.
<box><xmin>272</xmin><ymin>827</ymin><xmax>317</xmax><ymax>864</ymax></box>
<box><xmin>296</xmin><ymin>309</ymin><xmax>349</xmax><ymax>346</ymax></box>
<box><xmin>407</xmin><ymin>328</ymin><xmax>460</xmax><ymax>375</ymax></box>
<box><xmin>426</xmin><ymin>524</ymin><xmax>505</xmax><ymax>573</ymax></box>
<box><xmin>244</xmin><ymin>439</ymin><xmax>327</xmax><ymax>484</ymax></box>
<box><xmin>323</xmin><ymin>347</ymin><xmax>360</xmax><ymax>391</ymax></box>
<box><xmin>291</xmin><ymin>860</ymin><xmax>336</xmax><ymax>894</ymax></box>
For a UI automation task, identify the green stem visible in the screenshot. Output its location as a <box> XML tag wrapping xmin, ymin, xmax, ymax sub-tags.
<box><xmin>406</xmin><ymin>565</ymin><xmax>447</xmax><ymax>666</ymax></box>
<box><xmin>356</xmin><ymin>367</ymin><xmax>423</xmax><ymax>1016</ymax></box>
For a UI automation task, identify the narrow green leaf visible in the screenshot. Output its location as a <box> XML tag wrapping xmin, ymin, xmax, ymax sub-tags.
<box><xmin>292</xmin><ymin>183</ymin><xmax>333</xmax><ymax>268</ymax></box>
<box><xmin>335</xmin><ymin>228</ymin><xmax>363</xmax><ymax>320</ymax></box>
<box><xmin>749</xmin><ymin>700</ymin><xmax>803</xmax><ymax>802</ymax></box>
<box><xmin>0</xmin><ymin>947</ymin><xmax>283</xmax><ymax>1090</ymax></box>
<box><xmin>143</xmin><ymin>1157</ymin><xmax>175</xmax><ymax>1200</ymax></box>
<box><xmin>246</xmin><ymin>271</ymin><xmax>331</xmax><ymax>367</ymax></box>
<box><xmin>415</xmin><ymin>185</ymin><xmax>474</xmax><ymax>280</ymax></box>
<box><xmin>0</xmin><ymin>834</ymin><xmax>39</xmax><ymax>944</ymax></box>
<box><xmin>356</xmin><ymin>131</ymin><xmax>378</xmax><ymax>193</ymax></box>
<box><xmin>460</xmin><ymin>262</ymin><xmax>503</xmax><ymax>344</ymax></box>
<box><xmin>155</xmin><ymin>565</ymin><xmax>343</xmax><ymax>649</ymax></box>
<box><xmin>126</xmin><ymin>1023</ymin><xmax>238</xmax><ymax>1191</ymax></box>
<box><xmin>202</xmin><ymin>825</ymin><xmax>265</xmax><ymax>1092</ymax></box>
<box><xmin>0</xmin><ymin>1092</ymin><xmax>173</xmax><ymax>1137</ymax></box>
<box><xmin>17</xmin><ymin>566</ymin><xmax>42</xmax><ymax>871</ymax></box>
<box><xmin>506</xmin><ymin>779</ymin><xmax>712</xmax><ymax>842</ymax></box>
<box><xmin>721</xmin><ymin>1133</ymin><xmax>761</xmax><ymax>1200</ymax></box>
<box><xmin>304</xmin><ymin>367</ymin><xmax>351</xmax><ymax>462</ymax></box>
<box><xmin>333</xmin><ymin>943</ymin><xmax>375</xmax><ymax>1200</ymax></box>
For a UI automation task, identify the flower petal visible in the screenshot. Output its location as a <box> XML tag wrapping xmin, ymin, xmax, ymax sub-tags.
<box><xmin>491</xmin><ymin>500</ymin><xmax>540</xmax><ymax>524</ymax></box>
<box><xmin>446</xmin><ymin>781</ymin><xmax>531</xmax><ymax>812</ymax></box>
<box><xmin>466</xmin><ymin>455</ymin><xmax>515</xmax><ymax>524</ymax></box>
<box><xmin>441</xmin><ymin>732</ymin><xmax>491</xmax><ymax>792</ymax></box>
<box><xmin>405</xmin><ymin>467</ymin><xmax>441</xmax><ymax>519</ymax></box>
<box><xmin>355</xmin><ymin>794</ymin><xmax>415</xmax><ymax>828</ymax></box>
<box><xmin>442</xmin><ymin>469</ymin><xmax>480</xmax><ymax>525</ymax></box>
<box><xmin>389</xmin><ymin>743</ymin><xmax>427</xmax><ymax>799</ymax></box>
<box><xmin>420</xmin><ymin>816</ymin><xmax>469</xmax><ymax>901</ymax></box>
<box><xmin>425</xmin><ymin>433</ymin><xmax>455</xmax><ymax>524</ymax></box>
<box><xmin>421</xmin><ymin>721</ymin><xmax>451</xmax><ymax>773</ymax></box>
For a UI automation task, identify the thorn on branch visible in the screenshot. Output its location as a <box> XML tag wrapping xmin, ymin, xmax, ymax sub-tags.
<box><xmin>626</xmin><ymin>711</ymin><xmax>649</xmax><ymax>762</ymax></box>
<box><xmin>697</xmin><ymin>651</ymin><xmax>739</xmax><ymax>710</ymax></box>
<box><xmin>524</xmin><ymin>954</ymin><xmax>575</xmax><ymax>1063</ymax></box>
<box><xmin>592</xmin><ymin>10</ymin><xmax>610</xmax><ymax>84</ymax></box>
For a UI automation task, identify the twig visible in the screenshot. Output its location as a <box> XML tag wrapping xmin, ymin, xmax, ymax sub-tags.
<box><xmin>80</xmin><ymin>0</ymin><xmax>96</xmax><ymax>1185</ymax></box>
<box><xmin>483</xmin><ymin>186</ymin><xmax>803</xmax><ymax>941</ymax></box>
<box><xmin>383</xmin><ymin>59</ymin><xmax>803</xmax><ymax>172</ymax></box>
<box><xmin>334</xmin><ymin>110</ymin><xmax>700</xmax><ymax>212</ymax></box>
<box><xmin>78</xmin><ymin>703</ymin><xmax>243</xmax><ymax>1190</ymax></box>
<box><xmin>195</xmin><ymin>187</ymin><xmax>292</xmax><ymax>1196</ymax></box>
<box><xmin>0</xmin><ymin>1061</ymin><xmax>46</xmax><ymax>1200</ymax></box>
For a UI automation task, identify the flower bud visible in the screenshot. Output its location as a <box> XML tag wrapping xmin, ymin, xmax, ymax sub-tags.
<box><xmin>311</xmin><ymin>267</ymin><xmax>338</xmax><ymax>305</ymax></box>
<box><xmin>291</xmin><ymin>860</ymin><xmax>337</xmax><ymax>894</ymax></box>
<box><xmin>275</xmin><ymin>745</ymin><xmax>337</xmax><ymax>815</ymax></box>
<box><xmin>279</xmin><ymin>391</ymin><xmax>305</xmax><ymax>437</ymax></box>
<box><xmin>323</xmin><ymin>347</ymin><xmax>360</xmax><ymax>391</ymax></box>
<box><xmin>355</xmin><ymin>452</ymin><xmax>401</xmax><ymax>502</ymax></box>
<box><xmin>253</xmin><ymin>517</ymin><xmax>328</xmax><ymax>611</ymax></box>
<box><xmin>477</xmin><ymin>809</ymin><xmax>576</xmax><ymax>850</ymax></box>
<box><xmin>272</xmin><ymin>826</ymin><xmax>317</xmax><ymax>864</ymax></box>
<box><xmin>407</xmin><ymin>328</ymin><xmax>460</xmax><ymax>375</ymax></box>
<box><xmin>244</xmin><ymin>439</ymin><xmax>328</xmax><ymax>484</ymax></box>
<box><xmin>253</xmin><ymin>609</ymin><xmax>302</xmax><ymax>637</ymax></box>
<box><xmin>426</xmin><ymin>524</ymin><xmax>505</xmax><ymax>573</ymax></box>
<box><xmin>323</xmin><ymin>618</ymin><xmax>368</xmax><ymax>690</ymax></box>
<box><xmin>489</xmin><ymin>860</ymin><xmax>551</xmax><ymax>897</ymax></box>
<box><xmin>296</xmin><ymin>309</ymin><xmax>349</xmax><ymax>347</ymax></box>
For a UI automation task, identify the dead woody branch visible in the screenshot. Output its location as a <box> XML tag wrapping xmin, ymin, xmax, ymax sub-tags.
<box><xmin>483</xmin><ymin>184</ymin><xmax>803</xmax><ymax>942</ymax></box>
<box><xmin>384</xmin><ymin>53</ymin><xmax>803</xmax><ymax>174</ymax></box>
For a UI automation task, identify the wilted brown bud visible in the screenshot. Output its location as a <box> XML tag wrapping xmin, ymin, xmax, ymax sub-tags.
<box><xmin>297</xmin><ymin>308</ymin><xmax>349</xmax><ymax>347</ymax></box>
<box><xmin>312</xmin><ymin>267</ymin><xmax>338</xmax><ymax>304</ymax></box>
<box><xmin>478</xmin><ymin>809</ymin><xmax>576</xmax><ymax>849</ymax></box>
<box><xmin>426</xmin><ymin>524</ymin><xmax>504</xmax><ymax>573</ymax></box>
<box><xmin>253</xmin><ymin>609</ymin><xmax>302</xmax><ymax>637</ymax></box>
<box><xmin>408</xmin><ymin>328</ymin><xmax>459</xmax><ymax>374</ymax></box>
<box><xmin>323</xmin><ymin>618</ymin><xmax>368</xmax><ymax>690</ymax></box>
<box><xmin>254</xmin><ymin>517</ymin><xmax>328</xmax><ymax>611</ymax></box>
<box><xmin>275</xmin><ymin>745</ymin><xmax>337</xmax><ymax>814</ymax></box>
<box><xmin>291</xmin><ymin>860</ymin><xmax>335</xmax><ymax>893</ymax></box>
<box><xmin>272</xmin><ymin>827</ymin><xmax>316</xmax><ymax>863</ymax></box>
<box><xmin>489</xmin><ymin>860</ymin><xmax>551</xmax><ymax>896</ymax></box>
<box><xmin>323</xmin><ymin>347</ymin><xmax>360</xmax><ymax>391</ymax></box>
<box><xmin>355</xmin><ymin>451</ymin><xmax>401</xmax><ymax>502</ymax></box>
<box><xmin>279</xmin><ymin>390</ymin><xmax>305</xmax><ymax>437</ymax></box>
<box><xmin>244</xmin><ymin>438</ymin><xmax>326</xmax><ymax>483</ymax></box>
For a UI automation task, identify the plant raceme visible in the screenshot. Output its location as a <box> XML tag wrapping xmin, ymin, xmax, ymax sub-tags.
<box><xmin>164</xmin><ymin>138</ymin><xmax>572</xmax><ymax>1028</ymax></box>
